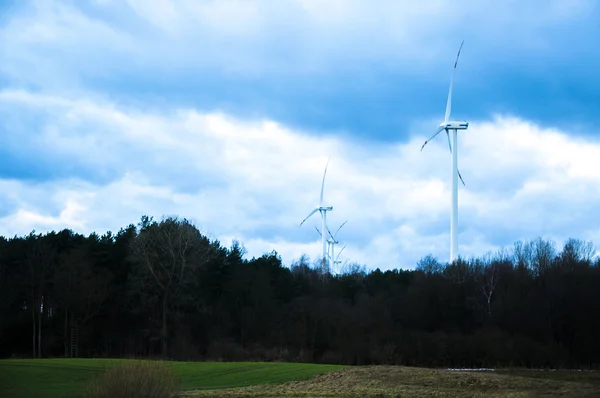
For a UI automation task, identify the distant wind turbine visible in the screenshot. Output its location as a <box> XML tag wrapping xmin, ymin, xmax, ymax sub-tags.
<box><xmin>316</xmin><ymin>220</ymin><xmax>348</xmax><ymax>274</ymax></box>
<box><xmin>314</xmin><ymin>226</ymin><xmax>332</xmax><ymax>262</ymax></box>
<box><xmin>332</xmin><ymin>244</ymin><xmax>347</xmax><ymax>272</ymax></box>
<box><xmin>420</xmin><ymin>40</ymin><xmax>469</xmax><ymax>263</ymax></box>
<box><xmin>326</xmin><ymin>221</ymin><xmax>347</xmax><ymax>274</ymax></box>
<box><xmin>300</xmin><ymin>159</ymin><xmax>333</xmax><ymax>273</ymax></box>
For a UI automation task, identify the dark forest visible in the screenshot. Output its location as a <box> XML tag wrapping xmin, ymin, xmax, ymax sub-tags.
<box><xmin>1</xmin><ymin>215</ymin><xmax>599</xmax><ymax>369</ymax></box>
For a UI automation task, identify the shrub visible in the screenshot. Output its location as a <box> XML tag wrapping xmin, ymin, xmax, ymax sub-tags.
<box><xmin>83</xmin><ymin>360</ymin><xmax>180</xmax><ymax>398</ymax></box>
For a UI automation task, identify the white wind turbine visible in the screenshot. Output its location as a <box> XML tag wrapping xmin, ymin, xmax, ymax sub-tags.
<box><xmin>313</xmin><ymin>226</ymin><xmax>332</xmax><ymax>263</ymax></box>
<box><xmin>315</xmin><ymin>220</ymin><xmax>348</xmax><ymax>274</ymax></box>
<box><xmin>420</xmin><ymin>40</ymin><xmax>469</xmax><ymax>264</ymax></box>
<box><xmin>300</xmin><ymin>159</ymin><xmax>333</xmax><ymax>273</ymax></box>
<box><xmin>326</xmin><ymin>221</ymin><xmax>347</xmax><ymax>274</ymax></box>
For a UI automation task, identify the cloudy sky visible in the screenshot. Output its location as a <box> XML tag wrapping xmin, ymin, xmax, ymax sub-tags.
<box><xmin>1</xmin><ymin>0</ymin><xmax>600</xmax><ymax>271</ymax></box>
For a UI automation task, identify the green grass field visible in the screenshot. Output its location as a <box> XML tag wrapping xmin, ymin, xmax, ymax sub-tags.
<box><xmin>0</xmin><ymin>358</ymin><xmax>345</xmax><ymax>398</ymax></box>
<box><xmin>2</xmin><ymin>359</ymin><xmax>600</xmax><ymax>398</ymax></box>
<box><xmin>182</xmin><ymin>366</ymin><xmax>600</xmax><ymax>397</ymax></box>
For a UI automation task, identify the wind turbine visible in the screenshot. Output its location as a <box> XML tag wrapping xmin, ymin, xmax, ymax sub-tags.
<box><xmin>314</xmin><ymin>226</ymin><xmax>333</xmax><ymax>263</ymax></box>
<box><xmin>420</xmin><ymin>40</ymin><xmax>469</xmax><ymax>264</ymax></box>
<box><xmin>316</xmin><ymin>220</ymin><xmax>348</xmax><ymax>274</ymax></box>
<box><xmin>300</xmin><ymin>159</ymin><xmax>333</xmax><ymax>273</ymax></box>
<box><xmin>326</xmin><ymin>221</ymin><xmax>347</xmax><ymax>274</ymax></box>
<box><xmin>334</xmin><ymin>245</ymin><xmax>347</xmax><ymax>266</ymax></box>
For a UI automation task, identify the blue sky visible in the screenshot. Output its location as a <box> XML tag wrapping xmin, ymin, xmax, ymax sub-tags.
<box><xmin>1</xmin><ymin>0</ymin><xmax>600</xmax><ymax>270</ymax></box>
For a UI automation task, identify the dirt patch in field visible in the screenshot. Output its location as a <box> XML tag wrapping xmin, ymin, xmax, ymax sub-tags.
<box><xmin>179</xmin><ymin>365</ymin><xmax>600</xmax><ymax>397</ymax></box>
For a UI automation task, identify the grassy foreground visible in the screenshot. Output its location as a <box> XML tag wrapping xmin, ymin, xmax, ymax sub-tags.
<box><xmin>182</xmin><ymin>366</ymin><xmax>600</xmax><ymax>398</ymax></box>
<box><xmin>2</xmin><ymin>359</ymin><xmax>600</xmax><ymax>398</ymax></box>
<box><xmin>0</xmin><ymin>358</ymin><xmax>344</xmax><ymax>398</ymax></box>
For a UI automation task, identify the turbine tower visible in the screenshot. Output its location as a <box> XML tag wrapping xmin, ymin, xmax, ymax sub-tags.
<box><xmin>420</xmin><ymin>40</ymin><xmax>469</xmax><ymax>263</ymax></box>
<box><xmin>300</xmin><ymin>159</ymin><xmax>333</xmax><ymax>273</ymax></box>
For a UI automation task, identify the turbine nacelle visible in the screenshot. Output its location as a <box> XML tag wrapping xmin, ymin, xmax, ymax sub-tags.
<box><xmin>299</xmin><ymin>206</ymin><xmax>333</xmax><ymax>227</ymax></box>
<box><xmin>441</xmin><ymin>121</ymin><xmax>469</xmax><ymax>130</ymax></box>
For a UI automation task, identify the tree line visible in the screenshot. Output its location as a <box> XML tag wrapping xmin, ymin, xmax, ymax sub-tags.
<box><xmin>1</xmin><ymin>215</ymin><xmax>599</xmax><ymax>369</ymax></box>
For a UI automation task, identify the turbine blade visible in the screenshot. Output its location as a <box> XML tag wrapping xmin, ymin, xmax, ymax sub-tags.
<box><xmin>325</xmin><ymin>224</ymin><xmax>335</xmax><ymax>241</ymax></box>
<box><xmin>314</xmin><ymin>226</ymin><xmax>322</xmax><ymax>236</ymax></box>
<box><xmin>299</xmin><ymin>208</ymin><xmax>319</xmax><ymax>227</ymax></box>
<box><xmin>319</xmin><ymin>157</ymin><xmax>330</xmax><ymax>207</ymax></box>
<box><xmin>444</xmin><ymin>40</ymin><xmax>464</xmax><ymax>124</ymax></box>
<box><xmin>445</xmin><ymin>132</ymin><xmax>466</xmax><ymax>185</ymax></box>
<box><xmin>336</xmin><ymin>245</ymin><xmax>347</xmax><ymax>261</ymax></box>
<box><xmin>333</xmin><ymin>220</ymin><xmax>348</xmax><ymax>238</ymax></box>
<box><xmin>458</xmin><ymin>169</ymin><xmax>466</xmax><ymax>186</ymax></box>
<box><xmin>420</xmin><ymin>126</ymin><xmax>445</xmax><ymax>151</ymax></box>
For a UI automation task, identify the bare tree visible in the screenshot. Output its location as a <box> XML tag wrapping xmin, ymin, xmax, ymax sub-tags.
<box><xmin>532</xmin><ymin>237</ymin><xmax>556</xmax><ymax>276</ymax></box>
<box><xmin>291</xmin><ymin>254</ymin><xmax>312</xmax><ymax>276</ymax></box>
<box><xmin>339</xmin><ymin>262</ymin><xmax>367</xmax><ymax>281</ymax></box>
<box><xmin>129</xmin><ymin>216</ymin><xmax>215</xmax><ymax>357</ymax></box>
<box><xmin>416</xmin><ymin>254</ymin><xmax>443</xmax><ymax>276</ymax></box>
<box><xmin>494</xmin><ymin>246</ymin><xmax>513</xmax><ymax>264</ymax></box>
<box><xmin>513</xmin><ymin>238</ymin><xmax>556</xmax><ymax>275</ymax></box>
<box><xmin>473</xmin><ymin>253</ymin><xmax>500</xmax><ymax>318</ymax></box>
<box><xmin>560</xmin><ymin>238</ymin><xmax>595</xmax><ymax>268</ymax></box>
<box><xmin>513</xmin><ymin>240</ymin><xmax>534</xmax><ymax>270</ymax></box>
